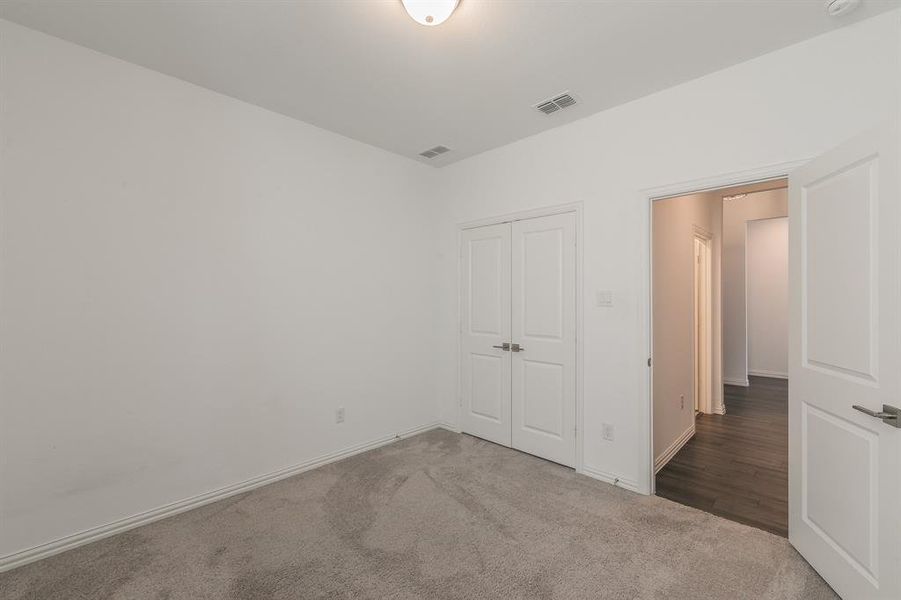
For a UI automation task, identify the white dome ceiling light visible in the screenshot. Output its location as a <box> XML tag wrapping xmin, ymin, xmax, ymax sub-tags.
<box><xmin>401</xmin><ymin>0</ymin><xmax>459</xmax><ymax>26</ymax></box>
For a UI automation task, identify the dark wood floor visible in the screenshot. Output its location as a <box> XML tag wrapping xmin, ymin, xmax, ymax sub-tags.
<box><xmin>655</xmin><ymin>376</ymin><xmax>788</xmax><ymax>537</ymax></box>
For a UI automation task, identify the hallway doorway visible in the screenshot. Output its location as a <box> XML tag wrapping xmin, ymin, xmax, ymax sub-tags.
<box><xmin>651</xmin><ymin>178</ymin><xmax>789</xmax><ymax>536</ymax></box>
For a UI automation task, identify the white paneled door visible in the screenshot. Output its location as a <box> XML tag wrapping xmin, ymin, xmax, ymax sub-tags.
<box><xmin>460</xmin><ymin>213</ymin><xmax>576</xmax><ymax>467</ymax></box>
<box><xmin>511</xmin><ymin>214</ymin><xmax>576</xmax><ymax>467</ymax></box>
<box><xmin>788</xmin><ymin>123</ymin><xmax>900</xmax><ymax>600</ymax></box>
<box><xmin>460</xmin><ymin>223</ymin><xmax>512</xmax><ymax>447</ymax></box>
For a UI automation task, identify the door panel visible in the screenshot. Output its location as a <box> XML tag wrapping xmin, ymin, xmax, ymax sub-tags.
<box><xmin>789</xmin><ymin>123</ymin><xmax>900</xmax><ymax>599</ymax></box>
<box><xmin>522</xmin><ymin>360</ymin><xmax>565</xmax><ymax>437</ymax></box>
<box><xmin>460</xmin><ymin>223</ymin><xmax>512</xmax><ymax>446</ymax></box>
<box><xmin>512</xmin><ymin>213</ymin><xmax>576</xmax><ymax>467</ymax></box>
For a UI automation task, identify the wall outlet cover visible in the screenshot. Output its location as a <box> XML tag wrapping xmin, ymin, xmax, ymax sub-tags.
<box><xmin>602</xmin><ymin>423</ymin><xmax>615</xmax><ymax>441</ymax></box>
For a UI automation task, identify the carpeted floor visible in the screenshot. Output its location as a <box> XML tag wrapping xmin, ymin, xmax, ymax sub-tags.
<box><xmin>0</xmin><ymin>429</ymin><xmax>836</xmax><ymax>600</ymax></box>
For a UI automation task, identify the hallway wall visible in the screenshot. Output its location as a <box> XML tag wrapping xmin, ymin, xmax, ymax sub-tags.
<box><xmin>652</xmin><ymin>192</ymin><xmax>721</xmax><ymax>466</ymax></box>
<box><xmin>722</xmin><ymin>189</ymin><xmax>788</xmax><ymax>386</ymax></box>
<box><xmin>747</xmin><ymin>217</ymin><xmax>789</xmax><ymax>378</ymax></box>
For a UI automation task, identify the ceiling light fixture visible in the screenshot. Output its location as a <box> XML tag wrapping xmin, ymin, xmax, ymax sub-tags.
<box><xmin>402</xmin><ymin>0</ymin><xmax>459</xmax><ymax>26</ymax></box>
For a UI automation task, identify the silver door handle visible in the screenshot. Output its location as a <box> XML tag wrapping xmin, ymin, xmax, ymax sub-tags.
<box><xmin>852</xmin><ymin>404</ymin><xmax>901</xmax><ymax>428</ymax></box>
<box><xmin>492</xmin><ymin>343</ymin><xmax>510</xmax><ymax>351</ymax></box>
<box><xmin>511</xmin><ymin>343</ymin><xmax>524</xmax><ymax>352</ymax></box>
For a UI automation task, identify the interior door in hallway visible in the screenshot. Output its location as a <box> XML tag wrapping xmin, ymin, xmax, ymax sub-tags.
<box><xmin>511</xmin><ymin>213</ymin><xmax>576</xmax><ymax>467</ymax></box>
<box><xmin>788</xmin><ymin>123</ymin><xmax>900</xmax><ymax>600</ymax></box>
<box><xmin>460</xmin><ymin>222</ymin><xmax>512</xmax><ymax>447</ymax></box>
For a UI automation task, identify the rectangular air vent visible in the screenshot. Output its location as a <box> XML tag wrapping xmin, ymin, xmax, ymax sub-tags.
<box><xmin>419</xmin><ymin>145</ymin><xmax>451</xmax><ymax>159</ymax></box>
<box><xmin>536</xmin><ymin>101</ymin><xmax>560</xmax><ymax>115</ymax></box>
<box><xmin>535</xmin><ymin>92</ymin><xmax>577</xmax><ymax>115</ymax></box>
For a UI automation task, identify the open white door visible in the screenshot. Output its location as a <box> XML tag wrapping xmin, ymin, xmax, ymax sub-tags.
<box><xmin>460</xmin><ymin>223</ymin><xmax>512</xmax><ymax>447</ymax></box>
<box><xmin>788</xmin><ymin>123</ymin><xmax>901</xmax><ymax>599</ymax></box>
<box><xmin>511</xmin><ymin>213</ymin><xmax>576</xmax><ymax>467</ymax></box>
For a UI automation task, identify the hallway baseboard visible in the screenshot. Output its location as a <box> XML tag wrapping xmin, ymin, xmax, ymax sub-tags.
<box><xmin>654</xmin><ymin>423</ymin><xmax>695</xmax><ymax>474</ymax></box>
<box><xmin>747</xmin><ymin>370</ymin><xmax>788</xmax><ymax>380</ymax></box>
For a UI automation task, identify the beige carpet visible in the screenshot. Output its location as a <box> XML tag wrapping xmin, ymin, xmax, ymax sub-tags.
<box><xmin>1</xmin><ymin>429</ymin><xmax>836</xmax><ymax>600</ymax></box>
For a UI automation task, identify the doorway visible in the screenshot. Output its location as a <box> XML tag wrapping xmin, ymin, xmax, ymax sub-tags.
<box><xmin>643</xmin><ymin>126</ymin><xmax>901</xmax><ymax>599</ymax></box>
<box><xmin>458</xmin><ymin>208</ymin><xmax>579</xmax><ymax>468</ymax></box>
<box><xmin>650</xmin><ymin>179</ymin><xmax>791</xmax><ymax>537</ymax></box>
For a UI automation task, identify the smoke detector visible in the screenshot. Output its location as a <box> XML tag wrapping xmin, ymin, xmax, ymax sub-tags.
<box><xmin>419</xmin><ymin>145</ymin><xmax>451</xmax><ymax>159</ymax></box>
<box><xmin>825</xmin><ymin>0</ymin><xmax>861</xmax><ymax>17</ymax></box>
<box><xmin>535</xmin><ymin>92</ymin><xmax>578</xmax><ymax>115</ymax></box>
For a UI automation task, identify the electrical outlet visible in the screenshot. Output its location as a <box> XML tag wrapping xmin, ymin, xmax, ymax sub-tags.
<box><xmin>335</xmin><ymin>407</ymin><xmax>345</xmax><ymax>424</ymax></box>
<box><xmin>602</xmin><ymin>423</ymin><xmax>615</xmax><ymax>441</ymax></box>
<box><xmin>680</xmin><ymin>395</ymin><xmax>684</xmax><ymax>410</ymax></box>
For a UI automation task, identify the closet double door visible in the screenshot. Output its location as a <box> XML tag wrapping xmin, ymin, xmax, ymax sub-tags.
<box><xmin>460</xmin><ymin>212</ymin><xmax>576</xmax><ymax>467</ymax></box>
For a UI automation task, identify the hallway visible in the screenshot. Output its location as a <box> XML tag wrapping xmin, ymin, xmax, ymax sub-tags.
<box><xmin>655</xmin><ymin>376</ymin><xmax>788</xmax><ymax>537</ymax></box>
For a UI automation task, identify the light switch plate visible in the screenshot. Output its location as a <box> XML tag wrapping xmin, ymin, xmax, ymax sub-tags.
<box><xmin>595</xmin><ymin>290</ymin><xmax>614</xmax><ymax>307</ymax></box>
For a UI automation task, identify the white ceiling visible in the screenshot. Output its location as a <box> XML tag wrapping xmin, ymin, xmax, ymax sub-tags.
<box><xmin>2</xmin><ymin>0</ymin><xmax>898</xmax><ymax>166</ymax></box>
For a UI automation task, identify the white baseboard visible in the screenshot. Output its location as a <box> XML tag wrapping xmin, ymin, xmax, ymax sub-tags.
<box><xmin>711</xmin><ymin>404</ymin><xmax>726</xmax><ymax>415</ymax></box>
<box><xmin>580</xmin><ymin>466</ymin><xmax>640</xmax><ymax>493</ymax></box>
<box><xmin>723</xmin><ymin>377</ymin><xmax>749</xmax><ymax>387</ymax></box>
<box><xmin>444</xmin><ymin>422</ymin><xmax>643</xmax><ymax>495</ymax></box>
<box><xmin>748</xmin><ymin>369</ymin><xmax>788</xmax><ymax>380</ymax></box>
<box><xmin>654</xmin><ymin>423</ymin><xmax>696</xmax><ymax>474</ymax></box>
<box><xmin>0</xmin><ymin>420</ymin><xmax>443</xmax><ymax>574</ymax></box>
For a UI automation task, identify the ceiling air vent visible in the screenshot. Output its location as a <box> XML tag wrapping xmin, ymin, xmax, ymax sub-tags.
<box><xmin>536</xmin><ymin>101</ymin><xmax>560</xmax><ymax>115</ymax></box>
<box><xmin>535</xmin><ymin>92</ymin><xmax>577</xmax><ymax>115</ymax></box>
<box><xmin>419</xmin><ymin>145</ymin><xmax>451</xmax><ymax>159</ymax></box>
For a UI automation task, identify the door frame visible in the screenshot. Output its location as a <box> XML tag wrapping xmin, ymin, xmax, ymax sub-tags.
<box><xmin>455</xmin><ymin>202</ymin><xmax>584</xmax><ymax>474</ymax></box>
<box><xmin>692</xmin><ymin>229</ymin><xmax>713</xmax><ymax>415</ymax></box>
<box><xmin>640</xmin><ymin>160</ymin><xmax>808</xmax><ymax>496</ymax></box>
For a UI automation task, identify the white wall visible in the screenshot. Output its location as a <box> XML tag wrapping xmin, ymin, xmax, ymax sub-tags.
<box><xmin>0</xmin><ymin>20</ymin><xmax>439</xmax><ymax>559</ymax></box>
<box><xmin>722</xmin><ymin>189</ymin><xmax>788</xmax><ymax>385</ymax></box>
<box><xmin>651</xmin><ymin>192</ymin><xmax>719</xmax><ymax>464</ymax></box>
<box><xmin>433</xmin><ymin>11</ymin><xmax>900</xmax><ymax>492</ymax></box>
<box><xmin>747</xmin><ymin>217</ymin><xmax>789</xmax><ymax>378</ymax></box>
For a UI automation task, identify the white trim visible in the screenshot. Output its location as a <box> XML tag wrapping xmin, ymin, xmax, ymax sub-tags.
<box><xmin>655</xmin><ymin>423</ymin><xmax>696</xmax><ymax>474</ymax></box>
<box><xmin>723</xmin><ymin>377</ymin><xmax>750</xmax><ymax>387</ymax></box>
<box><xmin>459</xmin><ymin>201</ymin><xmax>583</xmax><ymax>230</ymax></box>
<box><xmin>748</xmin><ymin>369</ymin><xmax>789</xmax><ymax>380</ymax></box>
<box><xmin>692</xmin><ymin>232</ymin><xmax>713</xmax><ymax>415</ymax></box>
<box><xmin>0</xmin><ymin>420</ymin><xmax>443</xmax><ymax>574</ymax></box>
<box><xmin>455</xmin><ymin>202</ymin><xmax>584</xmax><ymax>474</ymax></box>
<box><xmin>580</xmin><ymin>466</ymin><xmax>641</xmax><ymax>493</ymax></box>
<box><xmin>642</xmin><ymin>158</ymin><xmax>808</xmax><ymax>496</ymax></box>
<box><xmin>711</xmin><ymin>404</ymin><xmax>727</xmax><ymax>415</ymax></box>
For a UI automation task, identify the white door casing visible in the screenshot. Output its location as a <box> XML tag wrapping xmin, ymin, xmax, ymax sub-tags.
<box><xmin>788</xmin><ymin>123</ymin><xmax>901</xmax><ymax>599</ymax></box>
<box><xmin>460</xmin><ymin>222</ymin><xmax>512</xmax><ymax>447</ymax></box>
<box><xmin>511</xmin><ymin>213</ymin><xmax>577</xmax><ymax>467</ymax></box>
<box><xmin>693</xmin><ymin>235</ymin><xmax>712</xmax><ymax>414</ymax></box>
